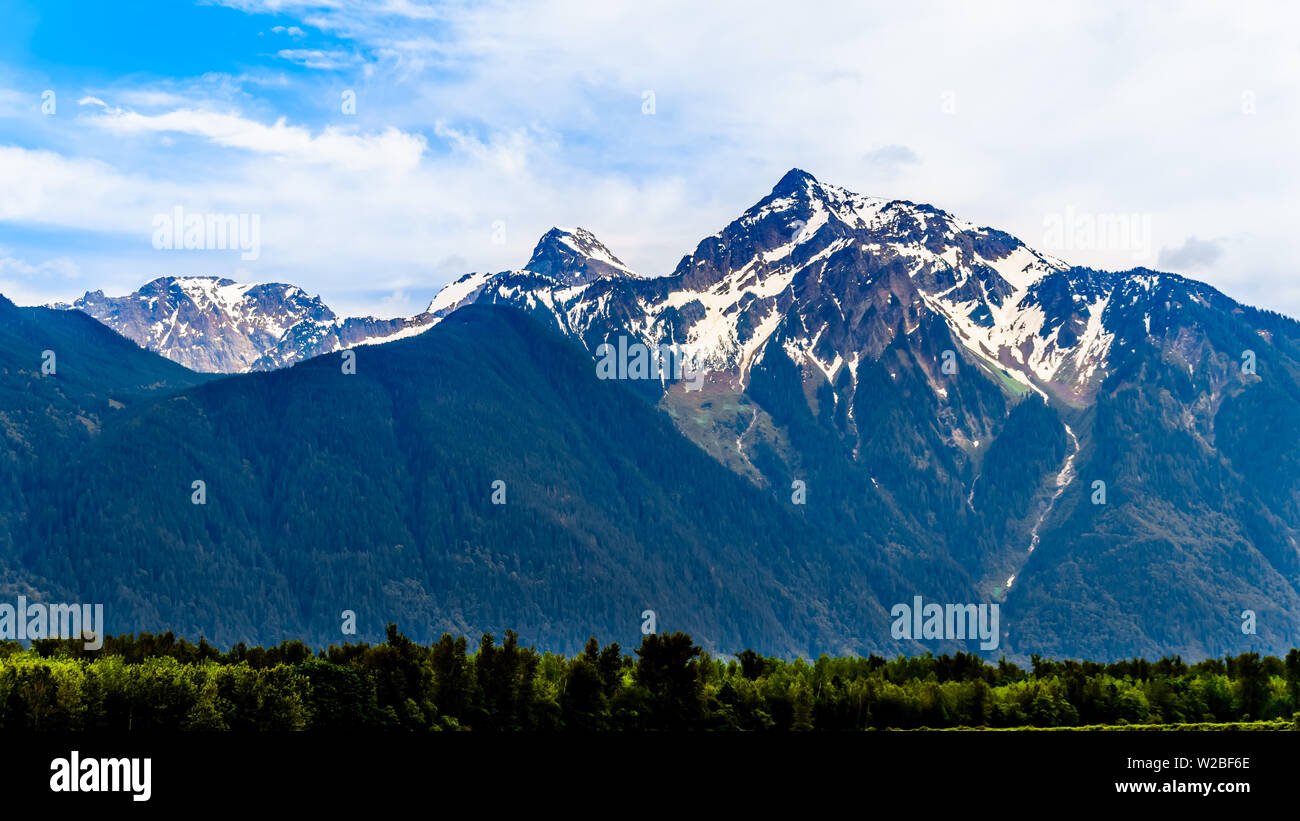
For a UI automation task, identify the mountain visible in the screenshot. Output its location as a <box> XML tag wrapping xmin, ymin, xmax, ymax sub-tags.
<box><xmin>65</xmin><ymin>276</ymin><xmax>436</xmax><ymax>374</ymax></box>
<box><xmin>0</xmin><ymin>293</ymin><xmax>207</xmax><ymax>581</ymax></box>
<box><xmin>429</xmin><ymin>168</ymin><xmax>1300</xmax><ymax>660</ymax></box>
<box><xmin>60</xmin><ymin>226</ymin><xmax>641</xmax><ymax>374</ymax></box>
<box><xmin>524</xmin><ymin>226</ymin><xmax>640</xmax><ymax>283</ymax></box>
<box><xmin>68</xmin><ymin>277</ymin><xmax>333</xmax><ymax>373</ymax></box>
<box><xmin>7</xmin><ymin>305</ymin><xmax>943</xmax><ymax>655</ymax></box>
<box><xmin>0</xmin><ymin>291</ymin><xmax>207</xmax><ymax>450</ymax></box>
<box><xmin>247</xmin><ymin>310</ymin><xmax>437</xmax><ymax>372</ymax></box>
<box><xmin>10</xmin><ymin>168</ymin><xmax>1300</xmax><ymax>660</ymax></box>
<box><xmin>454</xmin><ymin>168</ymin><xmax>1103</xmax><ymax>397</ymax></box>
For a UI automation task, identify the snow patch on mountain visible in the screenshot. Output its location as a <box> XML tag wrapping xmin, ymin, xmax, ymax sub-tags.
<box><xmin>426</xmin><ymin>271</ymin><xmax>496</xmax><ymax>316</ymax></box>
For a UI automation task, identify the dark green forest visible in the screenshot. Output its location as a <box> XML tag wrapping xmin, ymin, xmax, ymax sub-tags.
<box><xmin>3</xmin><ymin>627</ymin><xmax>1299</xmax><ymax>731</ymax></box>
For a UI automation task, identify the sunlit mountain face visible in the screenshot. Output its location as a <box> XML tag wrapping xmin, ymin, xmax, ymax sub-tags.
<box><xmin>13</xmin><ymin>168</ymin><xmax>1300</xmax><ymax>661</ymax></box>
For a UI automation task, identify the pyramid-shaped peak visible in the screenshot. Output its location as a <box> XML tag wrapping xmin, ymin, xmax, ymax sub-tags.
<box><xmin>525</xmin><ymin>226</ymin><xmax>638</xmax><ymax>284</ymax></box>
<box><xmin>770</xmin><ymin>168</ymin><xmax>821</xmax><ymax>197</ymax></box>
<box><xmin>531</xmin><ymin>226</ymin><xmax>611</xmax><ymax>256</ymax></box>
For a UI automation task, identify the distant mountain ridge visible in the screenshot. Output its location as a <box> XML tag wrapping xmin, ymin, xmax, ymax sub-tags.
<box><xmin>62</xmin><ymin>276</ymin><xmax>427</xmax><ymax>373</ymax></box>
<box><xmin>57</xmin><ymin>225</ymin><xmax>641</xmax><ymax>374</ymax></box>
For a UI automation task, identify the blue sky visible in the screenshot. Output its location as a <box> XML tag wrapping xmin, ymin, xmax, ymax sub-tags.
<box><xmin>0</xmin><ymin>0</ymin><xmax>1297</xmax><ymax>318</ymax></box>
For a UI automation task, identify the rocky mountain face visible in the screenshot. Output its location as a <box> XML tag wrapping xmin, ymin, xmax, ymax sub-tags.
<box><xmin>60</xmin><ymin>228</ymin><xmax>641</xmax><ymax>374</ymax></box>
<box><xmin>69</xmin><ymin>277</ymin><xmax>331</xmax><ymax>373</ymax></box>
<box><xmin>524</xmin><ymin>226</ymin><xmax>640</xmax><ymax>283</ymax></box>
<box><xmin>436</xmin><ymin>169</ymin><xmax>1300</xmax><ymax>660</ymax></box>
<box><xmin>17</xmin><ymin>169</ymin><xmax>1300</xmax><ymax>659</ymax></box>
<box><xmin>66</xmin><ymin>277</ymin><xmax>437</xmax><ymax>374</ymax></box>
<box><xmin>460</xmin><ymin>169</ymin><xmax>1138</xmax><ymax>402</ymax></box>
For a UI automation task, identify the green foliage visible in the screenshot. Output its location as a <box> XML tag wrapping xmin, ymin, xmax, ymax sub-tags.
<box><xmin>3</xmin><ymin>629</ymin><xmax>1298</xmax><ymax>731</ymax></box>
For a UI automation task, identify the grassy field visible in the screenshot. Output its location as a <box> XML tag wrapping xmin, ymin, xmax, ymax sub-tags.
<box><xmin>919</xmin><ymin>719</ymin><xmax>1296</xmax><ymax>731</ymax></box>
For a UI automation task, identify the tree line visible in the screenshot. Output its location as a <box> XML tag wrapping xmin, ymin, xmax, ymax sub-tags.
<box><xmin>2</xmin><ymin>626</ymin><xmax>1298</xmax><ymax>731</ymax></box>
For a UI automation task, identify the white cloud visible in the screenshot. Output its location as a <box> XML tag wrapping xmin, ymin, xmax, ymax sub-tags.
<box><xmin>1158</xmin><ymin>236</ymin><xmax>1226</xmax><ymax>272</ymax></box>
<box><xmin>4</xmin><ymin>0</ymin><xmax>1300</xmax><ymax>318</ymax></box>
<box><xmin>115</xmin><ymin>89</ymin><xmax>196</xmax><ymax>108</ymax></box>
<box><xmin>275</xmin><ymin>49</ymin><xmax>360</xmax><ymax>70</ymax></box>
<box><xmin>0</xmin><ymin>146</ymin><xmax>167</xmax><ymax>232</ymax></box>
<box><xmin>431</xmin><ymin>122</ymin><xmax>539</xmax><ymax>174</ymax></box>
<box><xmin>0</xmin><ymin>247</ymin><xmax>82</xmax><ymax>305</ymax></box>
<box><xmin>89</xmin><ymin>107</ymin><xmax>427</xmax><ymax>171</ymax></box>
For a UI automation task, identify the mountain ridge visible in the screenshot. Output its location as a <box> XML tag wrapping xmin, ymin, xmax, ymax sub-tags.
<box><xmin>12</xmin><ymin>168</ymin><xmax>1300</xmax><ymax>659</ymax></box>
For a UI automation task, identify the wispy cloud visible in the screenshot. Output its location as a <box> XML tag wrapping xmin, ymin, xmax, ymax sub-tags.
<box><xmin>0</xmin><ymin>245</ymin><xmax>83</xmax><ymax>305</ymax></box>
<box><xmin>0</xmin><ymin>0</ymin><xmax>1297</xmax><ymax>319</ymax></box>
<box><xmin>1158</xmin><ymin>236</ymin><xmax>1225</xmax><ymax>272</ymax></box>
<box><xmin>89</xmin><ymin>106</ymin><xmax>427</xmax><ymax>170</ymax></box>
<box><xmin>275</xmin><ymin>48</ymin><xmax>360</xmax><ymax>70</ymax></box>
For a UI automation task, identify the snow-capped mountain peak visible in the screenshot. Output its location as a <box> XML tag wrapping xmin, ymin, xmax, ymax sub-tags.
<box><xmin>69</xmin><ymin>276</ymin><xmax>336</xmax><ymax>372</ymax></box>
<box><xmin>61</xmin><ymin>170</ymin><xmax>1215</xmax><ymax>407</ymax></box>
<box><xmin>67</xmin><ymin>275</ymin><xmax>440</xmax><ymax>374</ymax></box>
<box><xmin>436</xmin><ymin>170</ymin><xmax>1192</xmax><ymax>412</ymax></box>
<box><xmin>525</xmin><ymin>226</ymin><xmax>639</xmax><ymax>283</ymax></box>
